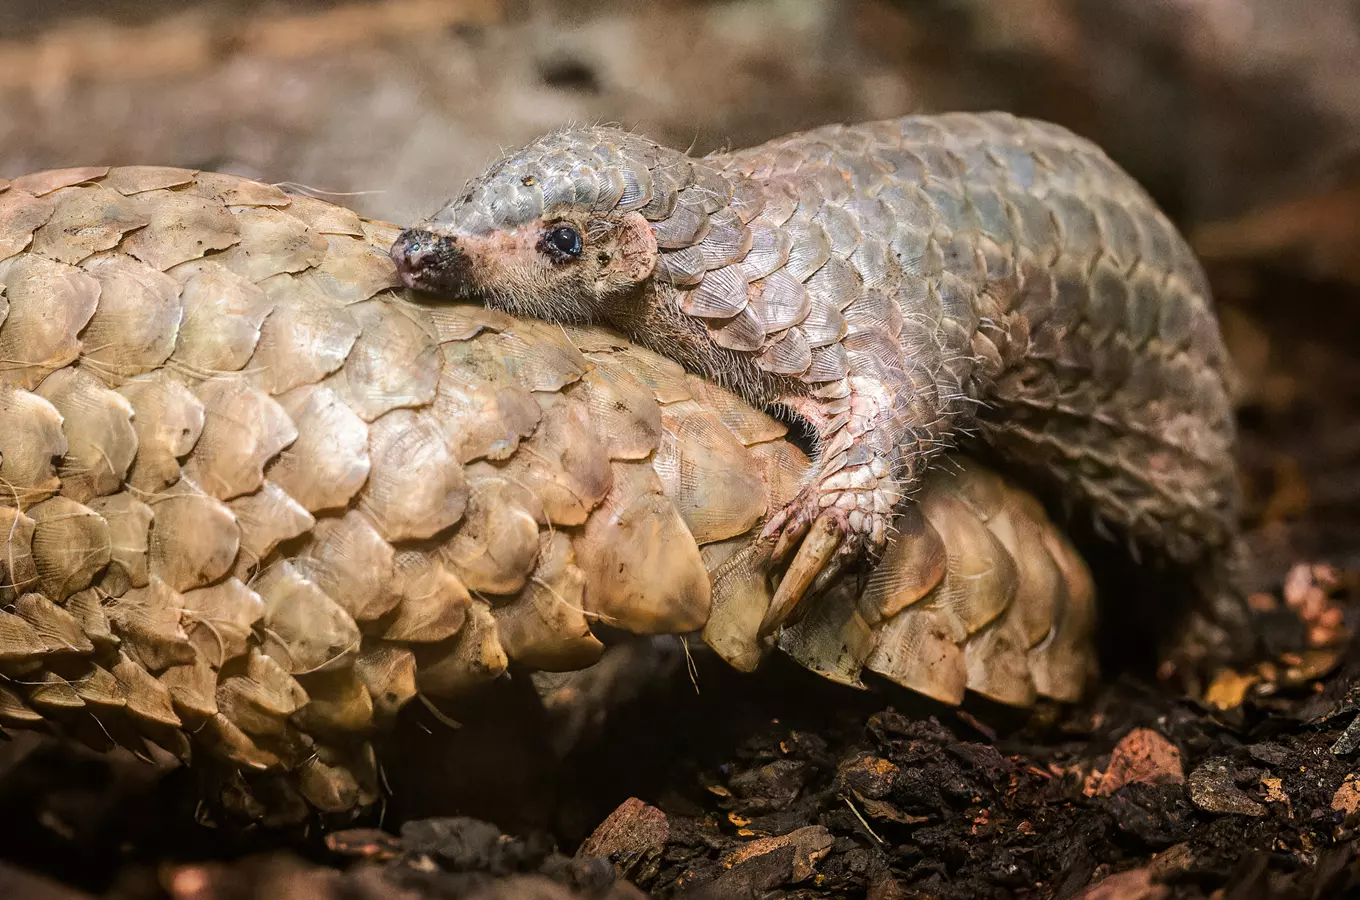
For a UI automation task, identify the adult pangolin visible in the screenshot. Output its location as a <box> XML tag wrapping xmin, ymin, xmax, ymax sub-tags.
<box><xmin>391</xmin><ymin>111</ymin><xmax>1243</xmax><ymax>636</ymax></box>
<box><xmin>0</xmin><ymin>167</ymin><xmax>1094</xmax><ymax>821</ymax></box>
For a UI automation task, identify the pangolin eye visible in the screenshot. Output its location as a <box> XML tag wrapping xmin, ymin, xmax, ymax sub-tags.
<box><xmin>541</xmin><ymin>225</ymin><xmax>583</xmax><ymax>261</ymax></box>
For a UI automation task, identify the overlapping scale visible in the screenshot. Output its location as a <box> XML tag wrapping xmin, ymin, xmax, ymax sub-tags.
<box><xmin>0</xmin><ymin>165</ymin><xmax>1104</xmax><ymax>828</ymax></box>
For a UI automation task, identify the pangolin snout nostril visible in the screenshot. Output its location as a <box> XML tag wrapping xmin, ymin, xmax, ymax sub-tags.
<box><xmin>391</xmin><ymin>229</ymin><xmax>464</xmax><ymax>288</ymax></box>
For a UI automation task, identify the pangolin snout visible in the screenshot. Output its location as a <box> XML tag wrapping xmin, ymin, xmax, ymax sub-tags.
<box><xmin>391</xmin><ymin>228</ymin><xmax>466</xmax><ymax>291</ymax></box>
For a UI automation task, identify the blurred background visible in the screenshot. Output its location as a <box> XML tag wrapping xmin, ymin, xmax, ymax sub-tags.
<box><xmin>1</xmin><ymin>0</ymin><xmax>1357</xmax><ymax>229</ymax></box>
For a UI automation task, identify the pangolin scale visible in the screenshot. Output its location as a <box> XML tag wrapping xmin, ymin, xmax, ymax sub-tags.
<box><xmin>0</xmin><ymin>166</ymin><xmax>1093</xmax><ymax>824</ymax></box>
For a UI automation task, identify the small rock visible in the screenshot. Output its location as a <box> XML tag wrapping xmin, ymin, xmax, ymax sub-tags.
<box><xmin>1260</xmin><ymin>776</ymin><xmax>1290</xmax><ymax>808</ymax></box>
<box><xmin>1331</xmin><ymin>773</ymin><xmax>1360</xmax><ymax>816</ymax></box>
<box><xmin>1091</xmin><ymin>729</ymin><xmax>1184</xmax><ymax>797</ymax></box>
<box><xmin>1074</xmin><ymin>867</ymin><xmax>1168</xmax><ymax>899</ymax></box>
<box><xmin>1149</xmin><ymin>842</ymin><xmax>1195</xmax><ymax>880</ymax></box>
<box><xmin>836</xmin><ymin>753</ymin><xmax>900</xmax><ymax>800</ymax></box>
<box><xmin>1187</xmin><ymin>758</ymin><xmax>1266</xmax><ymax>817</ymax></box>
<box><xmin>855</xmin><ymin>794</ymin><xmax>928</xmax><ymax>825</ymax></box>
<box><xmin>720</xmin><ymin>825</ymin><xmax>834</xmax><ymax>883</ymax></box>
<box><xmin>706</xmin><ymin>845</ymin><xmax>797</xmax><ymax>896</ymax></box>
<box><xmin>578</xmin><ymin>798</ymin><xmax>669</xmax><ymax>883</ymax></box>
<box><xmin>1245</xmin><ymin>742</ymin><xmax>1292</xmax><ymax>767</ymax></box>
<box><xmin>1107</xmin><ymin>783</ymin><xmax>1194</xmax><ymax>848</ymax></box>
<box><xmin>727</xmin><ymin>759</ymin><xmax>809</xmax><ymax>812</ymax></box>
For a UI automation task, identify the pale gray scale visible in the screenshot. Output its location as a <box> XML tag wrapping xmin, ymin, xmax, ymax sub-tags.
<box><xmin>921</xmin><ymin>181</ymin><xmax>975</xmax><ymax>236</ymax></box>
<box><xmin>873</xmin><ymin>147</ymin><xmax>928</xmax><ymax>186</ymax></box>
<box><xmin>843</xmin><ymin>288</ymin><xmax>904</xmax><ymax>341</ymax></box>
<box><xmin>954</xmin><ymin>142</ymin><xmax>1010</xmax><ymax>191</ymax></box>
<box><xmin>615</xmin><ymin>163</ymin><xmax>654</xmax><ymax>212</ymax></box>
<box><xmin>975</xmin><ymin>235</ymin><xmax>1019</xmax><ymax>285</ymax></box>
<box><xmin>966</xmin><ymin>186</ymin><xmax>1017</xmax><ymax>249</ymax></box>
<box><xmin>591</xmin><ymin>167</ymin><xmax>627</xmax><ymax>211</ymax></box>
<box><xmin>755</xmin><ymin>327</ymin><xmax>812</xmax><ymax>376</ymax></box>
<box><xmin>1085</xmin><ymin>258</ymin><xmax>1132</xmax><ymax>345</ymax></box>
<box><xmin>771</xmin><ymin>144</ymin><xmax>814</xmax><ymax>179</ymax></box>
<box><xmin>1045</xmin><ymin>192</ymin><xmax>1104</xmax><ymax>262</ymax></box>
<box><xmin>835</xmin><ymin>152</ymin><xmax>889</xmax><ymax>195</ymax></box>
<box><xmin>707</xmin><ymin>305</ymin><xmax>765</xmax><ymax>352</ymax></box>
<box><xmin>890</xmin><ymin>226</ymin><xmax>930</xmax><ymax>278</ymax></box>
<box><xmin>843</xmin><ymin>194</ymin><xmax>894</xmax><ymax>240</ymax></box>
<box><xmin>848</xmin><ymin>234</ymin><xmax>898</xmax><ymax>293</ymax></box>
<box><xmin>651</xmin><ymin>196</ymin><xmax>710</xmax><ymax>249</ymax></box>
<box><xmin>931</xmin><ymin>111</ymin><xmax>993</xmax><ymax>141</ymax></box>
<box><xmin>910</xmin><ymin>143</ymin><xmax>967</xmax><ymax>182</ymax></box>
<box><xmin>782</xmin><ymin>220</ymin><xmax>831</xmax><ymax>283</ymax></box>
<box><xmin>802</xmin><ymin>341</ymin><xmax>850</xmax><ymax>383</ymax></box>
<box><xmin>724</xmin><ymin>153</ymin><xmax>774</xmax><ymax>183</ymax></box>
<box><xmin>638</xmin><ymin>164</ymin><xmax>682</xmax><ymax>221</ymax></box>
<box><xmin>805</xmin><ymin>256</ymin><xmax>862</xmax><ymax>314</ymax></box>
<box><xmin>813</xmin><ymin>203</ymin><xmax>862</xmax><ymax>258</ymax></box>
<box><xmin>654</xmin><ymin>246</ymin><xmax>706</xmax><ymax>287</ymax></box>
<box><xmin>539</xmin><ymin>173</ymin><xmax>580</xmax><ymax>215</ymax></box>
<box><xmin>823</xmin><ymin>126</ymin><xmax>873</xmax><ymax>156</ymax></box>
<box><xmin>1185</xmin><ymin>301</ymin><xmax>1227</xmax><ymax>368</ymax></box>
<box><xmin>876</xmin><ymin>183</ymin><xmax>940</xmax><ymax>234</ymax></box>
<box><xmin>936</xmin><ymin>231</ymin><xmax>988</xmax><ymax>283</ymax></box>
<box><xmin>799</xmin><ymin>297</ymin><xmax>849</xmax><ymax>349</ymax></box>
<box><xmin>896</xmin><ymin>275</ymin><xmax>943</xmax><ymax>330</ymax></box>
<box><xmin>896</xmin><ymin>116</ymin><xmax>950</xmax><ymax>146</ymax></box>
<box><xmin>448</xmin><ymin>202</ymin><xmax>493</xmax><ymax>236</ymax></box>
<box><xmin>787</xmin><ymin>176</ymin><xmax>828</xmax><ymax>221</ymax></box>
<box><xmin>986</xmin><ymin>143</ymin><xmax>1038</xmax><ymax>194</ymax></box>
<box><xmin>751</xmin><ymin>183</ymin><xmax>798</xmax><ymax>227</ymax></box>
<box><xmin>933</xmin><ymin>273</ymin><xmax>983</xmax><ymax>343</ymax></box>
<box><xmin>680</xmin><ymin>263</ymin><xmax>748</xmax><ymax>318</ymax></box>
<box><xmin>696</xmin><ymin>208</ymin><xmax>752</xmax><ymax>270</ymax></box>
<box><xmin>1157</xmin><ymin>280</ymin><xmax>1198</xmax><ymax>354</ymax></box>
<box><xmin>842</xmin><ymin>329</ymin><xmax>908</xmax><ymax>385</ymax></box>
<box><xmin>692</xmin><ymin>166</ymin><xmax>735</xmax><ymax>215</ymax></box>
<box><xmin>738</xmin><ymin>224</ymin><xmax>792</xmax><ymax>282</ymax></box>
<box><xmin>1005</xmin><ymin>193</ymin><xmax>1062</xmax><ymax>262</ymax></box>
<box><xmin>751</xmin><ymin>269</ymin><xmax>811</xmax><ymax>333</ymax></box>
<box><xmin>1039</xmin><ymin>145</ymin><xmax>1093</xmax><ymax>198</ymax></box>
<box><xmin>1136</xmin><ymin>214</ymin><xmax>1178</xmax><ymax>284</ymax></box>
<box><xmin>728</xmin><ymin>178</ymin><xmax>766</xmax><ymax>223</ymax></box>
<box><xmin>568</xmin><ymin>163</ymin><xmax>601</xmax><ymax>207</ymax></box>
<box><xmin>485</xmin><ymin>178</ymin><xmax>544</xmax><ymax>227</ymax></box>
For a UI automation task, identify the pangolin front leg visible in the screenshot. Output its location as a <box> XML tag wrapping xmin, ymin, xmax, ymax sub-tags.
<box><xmin>758</xmin><ymin>378</ymin><xmax>911</xmax><ymax>635</ymax></box>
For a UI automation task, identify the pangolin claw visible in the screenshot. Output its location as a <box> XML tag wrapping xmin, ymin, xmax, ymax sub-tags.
<box><xmin>759</xmin><ymin>513</ymin><xmax>846</xmax><ymax>638</ymax></box>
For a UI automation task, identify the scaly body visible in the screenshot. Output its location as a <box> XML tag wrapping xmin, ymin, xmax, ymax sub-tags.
<box><xmin>392</xmin><ymin>111</ymin><xmax>1241</xmax><ymax>630</ymax></box>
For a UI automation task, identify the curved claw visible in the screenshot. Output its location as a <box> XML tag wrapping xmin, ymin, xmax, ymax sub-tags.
<box><xmin>760</xmin><ymin>498</ymin><xmax>810</xmax><ymax>564</ymax></box>
<box><xmin>758</xmin><ymin>514</ymin><xmax>845</xmax><ymax>639</ymax></box>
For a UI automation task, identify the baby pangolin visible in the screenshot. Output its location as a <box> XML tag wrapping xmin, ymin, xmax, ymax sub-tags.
<box><xmin>391</xmin><ymin>111</ymin><xmax>1242</xmax><ymax>637</ymax></box>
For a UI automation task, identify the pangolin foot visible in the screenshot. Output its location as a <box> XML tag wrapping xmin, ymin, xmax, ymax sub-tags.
<box><xmin>757</xmin><ymin>479</ymin><xmax>892</xmax><ymax>638</ymax></box>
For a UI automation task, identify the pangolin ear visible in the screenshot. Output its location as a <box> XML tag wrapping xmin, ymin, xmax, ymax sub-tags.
<box><xmin>609</xmin><ymin>211</ymin><xmax>658</xmax><ymax>283</ymax></box>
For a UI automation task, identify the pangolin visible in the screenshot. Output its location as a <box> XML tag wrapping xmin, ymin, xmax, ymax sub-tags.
<box><xmin>0</xmin><ymin>167</ymin><xmax>1093</xmax><ymax>824</ymax></box>
<box><xmin>391</xmin><ymin>111</ymin><xmax>1242</xmax><ymax>636</ymax></box>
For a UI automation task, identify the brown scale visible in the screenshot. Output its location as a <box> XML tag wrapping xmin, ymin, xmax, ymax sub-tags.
<box><xmin>1</xmin><ymin>167</ymin><xmax>1095</xmax><ymax>824</ymax></box>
